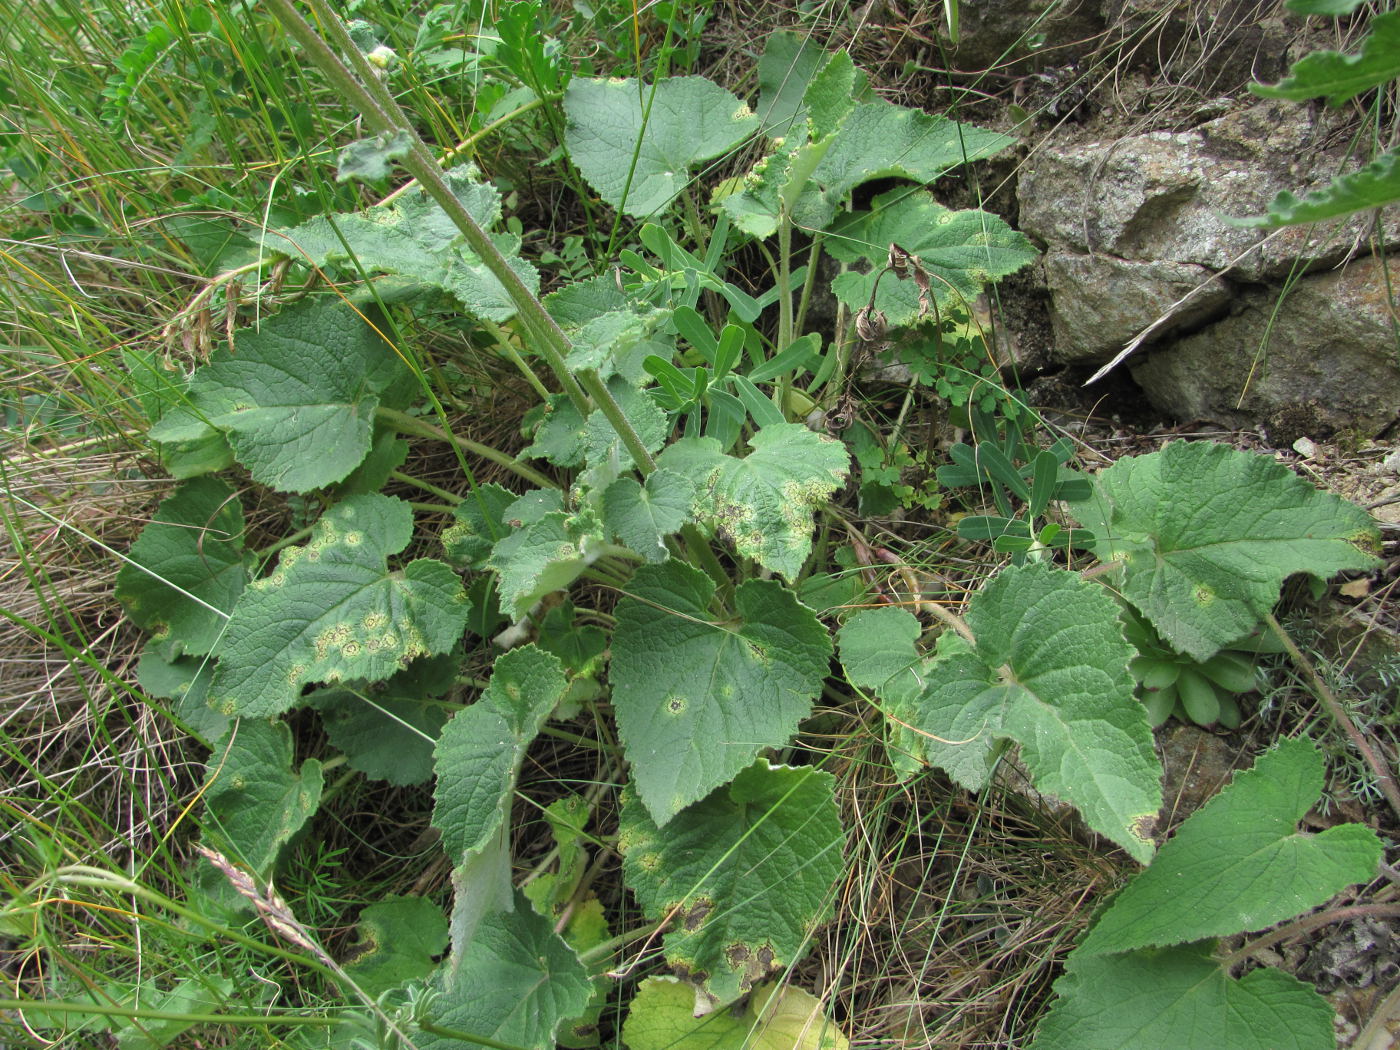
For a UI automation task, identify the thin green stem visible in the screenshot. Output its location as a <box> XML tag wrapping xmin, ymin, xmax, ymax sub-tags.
<box><xmin>381</xmin><ymin>94</ymin><xmax>552</xmax><ymax>206</ymax></box>
<box><xmin>1265</xmin><ymin>612</ymin><xmax>1400</xmax><ymax>823</ymax></box>
<box><xmin>481</xmin><ymin>318</ymin><xmax>553</xmax><ymax>402</ymax></box>
<box><xmin>794</xmin><ymin>232</ymin><xmax>824</xmax><ymax>335</ymax></box>
<box><xmin>0</xmin><ymin>998</ymin><xmax>339</xmax><ymax>1027</ymax></box>
<box><xmin>377</xmin><ymin>406</ymin><xmax>555</xmax><ymax>489</ymax></box>
<box><xmin>392</xmin><ymin>472</ymin><xmax>465</xmax><ymax>505</ymax></box>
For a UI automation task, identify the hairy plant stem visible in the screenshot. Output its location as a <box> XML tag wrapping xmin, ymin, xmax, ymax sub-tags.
<box><xmin>1266</xmin><ymin>612</ymin><xmax>1400</xmax><ymax>823</ymax></box>
<box><xmin>376</xmin><ymin>407</ymin><xmax>555</xmax><ymax>489</ymax></box>
<box><xmin>265</xmin><ymin>0</ymin><xmax>593</xmax><ymax>419</ymax></box>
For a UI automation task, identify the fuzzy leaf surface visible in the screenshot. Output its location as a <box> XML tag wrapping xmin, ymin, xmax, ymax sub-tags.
<box><xmin>337</xmin><ymin>130</ymin><xmax>413</xmax><ymax>183</ymax></box>
<box><xmin>564</xmin><ymin>76</ymin><xmax>759</xmax><ymax>217</ymax></box>
<box><xmin>341</xmin><ymin>895</ymin><xmax>449</xmax><ymax>996</ymax></box>
<box><xmin>276</xmin><ymin>172</ymin><xmax>538</xmax><ymax>321</ymax></box>
<box><xmin>805</xmin><ymin>101</ymin><xmax>1014</xmax><ymax>224</ymax></box>
<box><xmin>1252</xmin><ymin>10</ymin><xmax>1400</xmax><ymax>104</ymax></box>
<box><xmin>565</xmin><ymin>308</ymin><xmax>671</xmax><ymax>384</ymax></box>
<box><xmin>657</xmin><ymin>423</ymin><xmax>849</xmax><ymax>579</ymax></box>
<box><xmin>827</xmin><ymin>190</ymin><xmax>1037</xmax><ymax>327</ymax></box>
<box><xmin>424</xmin><ymin>894</ymin><xmax>592</xmax><ymax>1050</ymax></box>
<box><xmin>1079</xmin><ymin>737</ymin><xmax>1381</xmax><ymax>955</ymax></box>
<box><xmin>209</xmin><ymin>495</ymin><xmax>470</xmax><ymax>719</ymax></box>
<box><xmin>147</xmin><ymin>301</ymin><xmax>413</xmax><ymax>493</ymax></box>
<box><xmin>202</xmin><ymin>719</ymin><xmax>323</xmax><ymax>876</ymax></box>
<box><xmin>755</xmin><ymin>31</ymin><xmax>829</xmax><ymax>133</ymax></box>
<box><xmin>117</xmin><ymin>478</ymin><xmax>250</xmax><ymax>658</ymax></box>
<box><xmin>1030</xmin><ymin>942</ymin><xmax>1334</xmax><ymax>1050</ymax></box>
<box><xmin>611</xmin><ymin>562</ymin><xmax>831</xmax><ymax>824</ymax></box>
<box><xmin>836</xmin><ymin>605</ymin><xmax>929</xmax><ymax>779</ymax></box>
<box><xmin>488</xmin><ymin>509</ymin><xmax>605</xmax><ymax>621</ymax></box>
<box><xmin>137</xmin><ymin>649</ymin><xmax>226</xmax><ymax>743</ymax></box>
<box><xmin>620</xmin><ymin>760</ymin><xmax>843</xmax><ymax>1006</ymax></box>
<box><xmin>309</xmin><ymin>687</ymin><xmax>447</xmax><ymax>787</ymax></box>
<box><xmin>442</xmin><ymin>483</ymin><xmax>518</xmax><ymax>569</ymax></box>
<box><xmin>582</xmin><ymin>379</ymin><xmax>670</xmax><ymax>469</ymax></box>
<box><xmin>837</xmin><ymin>605</ymin><xmax>923</xmax><ymax>697</ymax></box>
<box><xmin>846</xmin><ymin>564</ymin><xmax>1160</xmax><ymax>862</ymax></box>
<box><xmin>432</xmin><ymin>646</ymin><xmax>568</xmax><ymax>863</ymax></box>
<box><xmin>1068</xmin><ymin>441</ymin><xmax>1381</xmax><ymax>661</ymax></box>
<box><xmin>624</xmin><ymin>977</ymin><xmax>849</xmax><ymax>1050</ymax></box>
<box><xmin>602</xmin><ymin>470</ymin><xmax>694</xmax><ymax>562</ymax></box>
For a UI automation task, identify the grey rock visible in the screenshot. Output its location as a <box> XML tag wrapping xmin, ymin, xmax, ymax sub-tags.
<box><xmin>943</xmin><ymin>0</ymin><xmax>1105</xmax><ymax>72</ymax></box>
<box><xmin>1018</xmin><ymin>102</ymin><xmax>1374</xmax><ymax>283</ymax></box>
<box><xmin>1043</xmin><ymin>250</ymin><xmax>1231</xmax><ymax>362</ymax></box>
<box><xmin>1130</xmin><ymin>254</ymin><xmax>1400</xmax><ymax>438</ymax></box>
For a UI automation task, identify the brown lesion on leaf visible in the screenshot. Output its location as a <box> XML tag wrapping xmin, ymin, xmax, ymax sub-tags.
<box><xmin>1130</xmin><ymin>812</ymin><xmax>1158</xmax><ymax>844</ymax></box>
<box><xmin>1193</xmin><ymin>584</ymin><xmax>1215</xmax><ymax>606</ymax></box>
<box><xmin>682</xmin><ymin>897</ymin><xmax>713</xmax><ymax>931</ymax></box>
<box><xmin>1349</xmin><ymin>529</ymin><xmax>1382</xmax><ymax>557</ymax></box>
<box><xmin>724</xmin><ymin>940</ymin><xmax>778</xmax><ymax>991</ymax></box>
<box><xmin>315</xmin><ymin>623</ymin><xmax>352</xmax><ymax>660</ymax></box>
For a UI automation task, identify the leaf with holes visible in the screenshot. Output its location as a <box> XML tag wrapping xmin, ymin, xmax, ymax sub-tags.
<box><xmin>658</xmin><ymin>423</ymin><xmax>849</xmax><ymax>580</ymax></box>
<box><xmin>827</xmin><ymin>190</ymin><xmax>1037</xmax><ymax>327</ymax></box>
<box><xmin>208</xmin><ymin>495</ymin><xmax>470</xmax><ymax>719</ymax></box>
<box><xmin>432</xmin><ymin>645</ymin><xmax>568</xmax><ymax>864</ymax></box>
<box><xmin>619</xmin><ymin>760</ymin><xmax>843</xmax><ymax>1007</ymax></box>
<box><xmin>610</xmin><ymin>561</ymin><xmax>831</xmax><ymax>825</ymax></box>
<box><xmin>841</xmin><ymin>563</ymin><xmax>1160</xmax><ymax>863</ymax></box>
<box><xmin>147</xmin><ymin>300</ymin><xmax>415</xmax><ymax>493</ymax></box>
<box><xmin>1067</xmin><ymin>441</ymin><xmax>1381</xmax><ymax>661</ymax></box>
<box><xmin>116</xmin><ymin>478</ymin><xmax>251</xmax><ymax>659</ymax></box>
<box><xmin>564</xmin><ymin>76</ymin><xmax>759</xmax><ymax>218</ymax></box>
<box><xmin>1078</xmin><ymin>737</ymin><xmax>1381</xmax><ymax>956</ymax></box>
